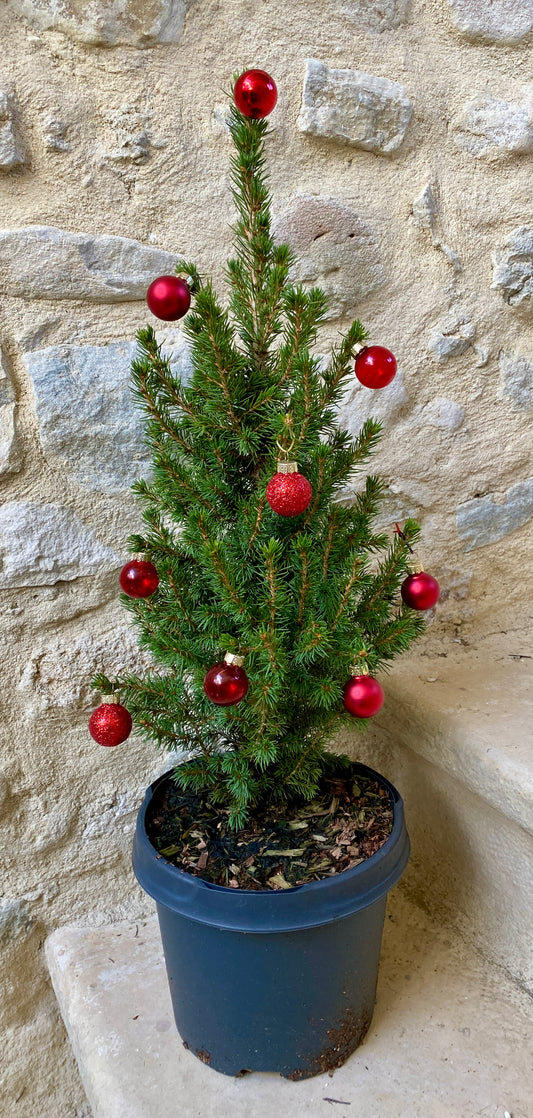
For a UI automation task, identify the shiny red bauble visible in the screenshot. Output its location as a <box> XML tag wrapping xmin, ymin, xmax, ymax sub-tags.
<box><xmin>146</xmin><ymin>275</ymin><xmax>191</xmax><ymax>321</ymax></box>
<box><xmin>89</xmin><ymin>703</ymin><xmax>133</xmax><ymax>746</ymax></box>
<box><xmin>342</xmin><ymin>674</ymin><xmax>384</xmax><ymax>718</ymax></box>
<box><xmin>355</xmin><ymin>345</ymin><xmax>397</xmax><ymax>389</ymax></box>
<box><xmin>203</xmin><ymin>662</ymin><xmax>249</xmax><ymax>706</ymax></box>
<box><xmin>266</xmin><ymin>471</ymin><xmax>312</xmax><ymax>517</ymax></box>
<box><xmin>119</xmin><ymin>560</ymin><xmax>159</xmax><ymax>599</ymax></box>
<box><xmin>401</xmin><ymin>571</ymin><xmax>440</xmax><ymax>610</ymax></box>
<box><xmin>234</xmin><ymin>69</ymin><xmax>278</xmax><ymax>119</ymax></box>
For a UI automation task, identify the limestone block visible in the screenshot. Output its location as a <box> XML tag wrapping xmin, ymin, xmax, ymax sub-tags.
<box><xmin>20</xmin><ymin>625</ymin><xmax>153</xmax><ymax>710</ymax></box>
<box><xmin>297</xmin><ymin>59</ymin><xmax>413</xmax><ymax>154</ymax></box>
<box><xmin>0</xmin><ymin>897</ymin><xmax>33</xmax><ymax>944</ymax></box>
<box><xmin>102</xmin><ymin>105</ymin><xmax>154</xmax><ymax>165</ymax></box>
<box><xmin>341</xmin><ymin>0</ymin><xmax>408</xmax><ymax>32</ymax></box>
<box><xmin>23</xmin><ymin>330</ymin><xmax>192</xmax><ymax>493</ymax></box>
<box><xmin>0</xmin><ymin>502</ymin><xmax>119</xmax><ymax>588</ymax></box>
<box><xmin>272</xmin><ymin>195</ymin><xmax>385</xmax><ymax>319</ymax></box>
<box><xmin>452</xmin><ymin>93</ymin><xmax>533</xmax><ymax>159</ymax></box>
<box><xmin>447</xmin><ymin>0</ymin><xmax>533</xmax><ymax>44</ymax></box>
<box><xmin>0</xmin><ymin>226</ymin><xmax>182</xmax><ymax>301</ymax></box>
<box><xmin>492</xmin><ymin>227</ymin><xmax>533</xmax><ymax>310</ymax></box>
<box><xmin>0</xmin><ymin>90</ymin><xmax>24</xmax><ymax>170</ymax></box>
<box><xmin>498</xmin><ymin>350</ymin><xmax>533</xmax><ymax>410</ymax></box>
<box><xmin>0</xmin><ymin>351</ymin><xmax>20</xmax><ymax>476</ymax></box>
<box><xmin>412</xmin><ymin>184</ymin><xmax>437</xmax><ymax>232</ymax></box>
<box><xmin>15</xmin><ymin>0</ymin><xmax>194</xmax><ymax>47</ymax></box>
<box><xmin>456</xmin><ymin>478</ymin><xmax>533</xmax><ymax>550</ymax></box>
<box><xmin>428</xmin><ymin>313</ymin><xmax>475</xmax><ymax>361</ymax></box>
<box><xmin>42</xmin><ymin>117</ymin><xmax>71</xmax><ymax>153</ymax></box>
<box><xmin>417</xmin><ymin>398</ymin><xmax>465</xmax><ymax>430</ymax></box>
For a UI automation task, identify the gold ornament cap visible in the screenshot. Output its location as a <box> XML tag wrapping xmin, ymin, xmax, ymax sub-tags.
<box><xmin>224</xmin><ymin>652</ymin><xmax>245</xmax><ymax>667</ymax></box>
<box><xmin>276</xmin><ymin>460</ymin><xmax>298</xmax><ymax>474</ymax></box>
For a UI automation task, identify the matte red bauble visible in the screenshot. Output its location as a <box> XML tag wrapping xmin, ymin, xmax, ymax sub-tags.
<box><xmin>89</xmin><ymin>703</ymin><xmax>133</xmax><ymax>746</ymax></box>
<box><xmin>266</xmin><ymin>465</ymin><xmax>312</xmax><ymax>517</ymax></box>
<box><xmin>343</xmin><ymin>675</ymin><xmax>384</xmax><ymax>718</ymax></box>
<box><xmin>401</xmin><ymin>571</ymin><xmax>440</xmax><ymax>610</ymax></box>
<box><xmin>355</xmin><ymin>345</ymin><xmax>397</xmax><ymax>389</ymax></box>
<box><xmin>119</xmin><ymin>560</ymin><xmax>159</xmax><ymax>599</ymax></box>
<box><xmin>146</xmin><ymin>275</ymin><xmax>191</xmax><ymax>321</ymax></box>
<box><xmin>203</xmin><ymin>661</ymin><xmax>249</xmax><ymax>706</ymax></box>
<box><xmin>234</xmin><ymin>69</ymin><xmax>278</xmax><ymax>119</ymax></box>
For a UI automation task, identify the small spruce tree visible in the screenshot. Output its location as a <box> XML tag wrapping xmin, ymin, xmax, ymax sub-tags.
<box><xmin>93</xmin><ymin>90</ymin><xmax>425</xmax><ymax>828</ymax></box>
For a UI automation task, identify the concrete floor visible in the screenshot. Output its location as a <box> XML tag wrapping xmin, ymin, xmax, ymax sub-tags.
<box><xmin>46</xmin><ymin>889</ymin><xmax>533</xmax><ymax>1118</ymax></box>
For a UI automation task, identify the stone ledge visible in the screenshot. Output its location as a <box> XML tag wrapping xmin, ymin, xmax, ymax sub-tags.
<box><xmin>45</xmin><ymin>892</ymin><xmax>532</xmax><ymax>1118</ymax></box>
<box><xmin>349</xmin><ymin>650</ymin><xmax>533</xmax><ymax>837</ymax></box>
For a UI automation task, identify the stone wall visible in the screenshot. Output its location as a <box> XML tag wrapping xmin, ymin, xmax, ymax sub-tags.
<box><xmin>1</xmin><ymin>1</ymin><xmax>532</xmax><ymax>1114</ymax></box>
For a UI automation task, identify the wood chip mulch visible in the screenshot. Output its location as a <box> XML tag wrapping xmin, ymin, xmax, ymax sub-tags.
<box><xmin>146</xmin><ymin>765</ymin><xmax>393</xmax><ymax>891</ymax></box>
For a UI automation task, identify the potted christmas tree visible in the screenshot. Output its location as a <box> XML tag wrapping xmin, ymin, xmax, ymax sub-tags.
<box><xmin>89</xmin><ymin>70</ymin><xmax>439</xmax><ymax>1080</ymax></box>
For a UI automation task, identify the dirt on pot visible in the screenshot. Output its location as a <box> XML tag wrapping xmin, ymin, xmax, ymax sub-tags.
<box><xmin>146</xmin><ymin>764</ymin><xmax>393</xmax><ymax>890</ymax></box>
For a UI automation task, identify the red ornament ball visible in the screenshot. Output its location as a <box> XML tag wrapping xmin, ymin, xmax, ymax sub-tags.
<box><xmin>401</xmin><ymin>571</ymin><xmax>440</xmax><ymax>611</ymax></box>
<box><xmin>343</xmin><ymin>675</ymin><xmax>384</xmax><ymax>719</ymax></box>
<box><xmin>355</xmin><ymin>345</ymin><xmax>397</xmax><ymax>389</ymax></box>
<box><xmin>203</xmin><ymin>662</ymin><xmax>249</xmax><ymax>706</ymax></box>
<box><xmin>146</xmin><ymin>275</ymin><xmax>191</xmax><ymax>321</ymax></box>
<box><xmin>89</xmin><ymin>703</ymin><xmax>133</xmax><ymax>746</ymax></box>
<box><xmin>119</xmin><ymin>560</ymin><xmax>159</xmax><ymax>599</ymax></box>
<box><xmin>266</xmin><ymin>471</ymin><xmax>312</xmax><ymax>517</ymax></box>
<box><xmin>234</xmin><ymin>69</ymin><xmax>278</xmax><ymax>119</ymax></box>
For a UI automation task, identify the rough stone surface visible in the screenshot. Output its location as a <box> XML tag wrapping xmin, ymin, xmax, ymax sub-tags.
<box><xmin>0</xmin><ymin>349</ymin><xmax>20</xmax><ymax>476</ymax></box>
<box><xmin>456</xmin><ymin>478</ymin><xmax>533</xmax><ymax>550</ymax></box>
<box><xmin>45</xmin><ymin>892</ymin><xmax>533</xmax><ymax>1118</ymax></box>
<box><xmin>102</xmin><ymin>105</ymin><xmax>157</xmax><ymax>166</ymax></box>
<box><xmin>498</xmin><ymin>351</ymin><xmax>533</xmax><ymax>411</ymax></box>
<box><xmin>0</xmin><ymin>897</ymin><xmax>34</xmax><ymax>944</ymax></box>
<box><xmin>427</xmin><ymin>312</ymin><xmax>475</xmax><ymax>361</ymax></box>
<box><xmin>272</xmin><ymin>195</ymin><xmax>385</xmax><ymax>319</ymax></box>
<box><xmin>43</xmin><ymin>116</ymin><xmax>71</xmax><ymax>153</ymax></box>
<box><xmin>411</xmin><ymin>183</ymin><xmax>462</xmax><ymax>271</ymax></box>
<box><xmin>0</xmin><ymin>502</ymin><xmax>119</xmax><ymax>588</ymax></box>
<box><xmin>0</xmin><ymin>226</ymin><xmax>182</xmax><ymax>301</ymax></box>
<box><xmin>341</xmin><ymin>0</ymin><xmax>408</xmax><ymax>32</ymax></box>
<box><xmin>452</xmin><ymin>93</ymin><xmax>533</xmax><ymax>159</ymax></box>
<box><xmin>297</xmin><ymin>58</ymin><xmax>413</xmax><ymax>153</ymax></box>
<box><xmin>15</xmin><ymin>0</ymin><xmax>194</xmax><ymax>47</ymax></box>
<box><xmin>0</xmin><ymin>89</ymin><xmax>24</xmax><ymax>170</ymax></box>
<box><xmin>20</xmin><ymin>625</ymin><xmax>153</xmax><ymax>710</ymax></box>
<box><xmin>417</xmin><ymin>398</ymin><xmax>465</xmax><ymax>430</ymax></box>
<box><xmin>412</xmin><ymin>183</ymin><xmax>437</xmax><ymax>232</ymax></box>
<box><xmin>447</xmin><ymin>0</ymin><xmax>533</xmax><ymax>44</ymax></box>
<box><xmin>23</xmin><ymin>330</ymin><xmax>192</xmax><ymax>492</ymax></box>
<box><xmin>492</xmin><ymin>227</ymin><xmax>533</xmax><ymax>310</ymax></box>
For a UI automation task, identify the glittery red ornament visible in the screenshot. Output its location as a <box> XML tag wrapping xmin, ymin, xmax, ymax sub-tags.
<box><xmin>119</xmin><ymin>559</ymin><xmax>159</xmax><ymax>599</ymax></box>
<box><xmin>401</xmin><ymin>571</ymin><xmax>440</xmax><ymax>610</ymax></box>
<box><xmin>146</xmin><ymin>275</ymin><xmax>191</xmax><ymax>321</ymax></box>
<box><xmin>234</xmin><ymin>69</ymin><xmax>278</xmax><ymax>119</ymax></box>
<box><xmin>203</xmin><ymin>656</ymin><xmax>249</xmax><ymax>706</ymax></box>
<box><xmin>343</xmin><ymin>674</ymin><xmax>384</xmax><ymax>718</ymax></box>
<box><xmin>266</xmin><ymin>463</ymin><xmax>312</xmax><ymax>517</ymax></box>
<box><xmin>89</xmin><ymin>703</ymin><xmax>133</xmax><ymax>746</ymax></box>
<box><xmin>355</xmin><ymin>345</ymin><xmax>397</xmax><ymax>389</ymax></box>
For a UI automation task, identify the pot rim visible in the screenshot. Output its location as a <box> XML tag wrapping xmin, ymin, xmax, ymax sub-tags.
<box><xmin>132</xmin><ymin>761</ymin><xmax>410</xmax><ymax>933</ymax></box>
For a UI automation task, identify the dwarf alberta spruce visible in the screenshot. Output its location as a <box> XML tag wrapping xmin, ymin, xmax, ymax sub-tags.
<box><xmin>92</xmin><ymin>96</ymin><xmax>425</xmax><ymax>828</ymax></box>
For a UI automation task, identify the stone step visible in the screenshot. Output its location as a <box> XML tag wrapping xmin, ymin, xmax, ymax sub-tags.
<box><xmin>337</xmin><ymin>648</ymin><xmax>533</xmax><ymax>991</ymax></box>
<box><xmin>45</xmin><ymin>891</ymin><xmax>532</xmax><ymax>1118</ymax></box>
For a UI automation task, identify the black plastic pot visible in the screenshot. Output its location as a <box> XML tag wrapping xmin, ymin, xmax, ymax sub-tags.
<box><xmin>132</xmin><ymin>762</ymin><xmax>409</xmax><ymax>1079</ymax></box>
